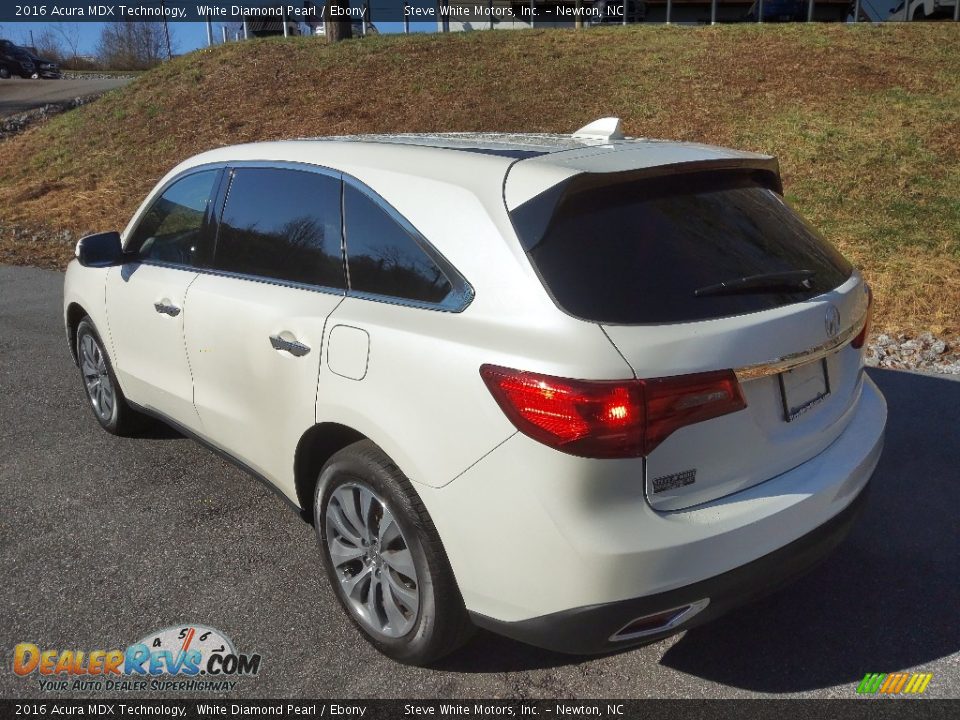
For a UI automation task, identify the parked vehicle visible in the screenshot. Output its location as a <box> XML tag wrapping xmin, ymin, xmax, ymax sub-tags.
<box><xmin>21</xmin><ymin>49</ymin><xmax>62</xmax><ymax>79</ymax></box>
<box><xmin>0</xmin><ymin>39</ymin><xmax>37</xmax><ymax>79</ymax></box>
<box><xmin>63</xmin><ymin>119</ymin><xmax>885</xmax><ymax>665</ymax></box>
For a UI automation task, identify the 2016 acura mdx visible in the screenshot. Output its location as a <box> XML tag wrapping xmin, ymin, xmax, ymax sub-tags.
<box><xmin>63</xmin><ymin>119</ymin><xmax>885</xmax><ymax>665</ymax></box>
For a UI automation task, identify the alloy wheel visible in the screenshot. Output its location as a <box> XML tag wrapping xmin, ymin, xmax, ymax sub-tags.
<box><xmin>80</xmin><ymin>333</ymin><xmax>114</xmax><ymax>423</ymax></box>
<box><xmin>325</xmin><ymin>483</ymin><xmax>420</xmax><ymax>638</ymax></box>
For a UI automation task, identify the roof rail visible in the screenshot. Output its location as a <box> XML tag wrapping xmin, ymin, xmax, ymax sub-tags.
<box><xmin>572</xmin><ymin>117</ymin><xmax>625</xmax><ymax>142</ymax></box>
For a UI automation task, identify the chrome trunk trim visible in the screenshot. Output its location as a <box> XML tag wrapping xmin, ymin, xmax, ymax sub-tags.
<box><xmin>734</xmin><ymin>307</ymin><xmax>868</xmax><ymax>381</ymax></box>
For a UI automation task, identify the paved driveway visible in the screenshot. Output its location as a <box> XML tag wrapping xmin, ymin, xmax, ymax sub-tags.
<box><xmin>0</xmin><ymin>264</ymin><xmax>957</xmax><ymax>699</ymax></box>
<box><xmin>0</xmin><ymin>77</ymin><xmax>132</xmax><ymax>116</ymax></box>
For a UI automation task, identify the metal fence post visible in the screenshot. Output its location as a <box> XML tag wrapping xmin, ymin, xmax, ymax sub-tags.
<box><xmin>954</xmin><ymin>0</ymin><xmax>959</xmax><ymax>20</ymax></box>
<box><xmin>206</xmin><ymin>15</ymin><xmax>213</xmax><ymax>45</ymax></box>
<box><xmin>807</xmin><ymin>0</ymin><xmax>814</xmax><ymax>21</ymax></box>
<box><xmin>282</xmin><ymin>5</ymin><xmax>289</xmax><ymax>36</ymax></box>
<box><xmin>530</xmin><ymin>0</ymin><xmax>535</xmax><ymax>27</ymax></box>
<box><xmin>711</xmin><ymin>0</ymin><xmax>717</xmax><ymax>23</ymax></box>
<box><xmin>853</xmin><ymin>0</ymin><xmax>860</xmax><ymax>20</ymax></box>
<box><xmin>757</xmin><ymin>0</ymin><xmax>763</xmax><ymax>21</ymax></box>
<box><xmin>489</xmin><ymin>0</ymin><xmax>494</xmax><ymax>28</ymax></box>
<box><xmin>404</xmin><ymin>2</ymin><xmax>410</xmax><ymax>31</ymax></box>
<box><xmin>665</xmin><ymin>0</ymin><xmax>672</xmax><ymax>22</ymax></box>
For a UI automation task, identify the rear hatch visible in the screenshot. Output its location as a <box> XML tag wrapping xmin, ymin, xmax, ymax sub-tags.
<box><xmin>508</xmin><ymin>161</ymin><xmax>870</xmax><ymax>511</ymax></box>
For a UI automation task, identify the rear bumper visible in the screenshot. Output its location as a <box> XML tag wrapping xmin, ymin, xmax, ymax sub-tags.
<box><xmin>470</xmin><ymin>482</ymin><xmax>869</xmax><ymax>654</ymax></box>
<box><xmin>423</xmin><ymin>375</ymin><xmax>886</xmax><ymax>632</ymax></box>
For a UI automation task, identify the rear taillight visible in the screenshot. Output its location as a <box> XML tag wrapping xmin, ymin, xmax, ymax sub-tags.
<box><xmin>480</xmin><ymin>365</ymin><xmax>746</xmax><ymax>459</ymax></box>
<box><xmin>851</xmin><ymin>285</ymin><xmax>873</xmax><ymax>349</ymax></box>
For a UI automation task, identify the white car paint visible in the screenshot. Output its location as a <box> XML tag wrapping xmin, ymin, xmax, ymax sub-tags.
<box><xmin>64</xmin><ymin>126</ymin><xmax>886</xmax><ymax>647</ymax></box>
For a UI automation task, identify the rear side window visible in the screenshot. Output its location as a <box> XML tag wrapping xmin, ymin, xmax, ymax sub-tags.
<box><xmin>343</xmin><ymin>184</ymin><xmax>452</xmax><ymax>305</ymax></box>
<box><xmin>511</xmin><ymin>170</ymin><xmax>853</xmax><ymax>324</ymax></box>
<box><xmin>131</xmin><ymin>170</ymin><xmax>218</xmax><ymax>267</ymax></box>
<box><xmin>213</xmin><ymin>167</ymin><xmax>345</xmax><ymax>289</ymax></box>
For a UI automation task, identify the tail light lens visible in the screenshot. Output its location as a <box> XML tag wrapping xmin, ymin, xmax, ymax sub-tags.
<box><xmin>851</xmin><ymin>285</ymin><xmax>873</xmax><ymax>349</ymax></box>
<box><xmin>480</xmin><ymin>365</ymin><xmax>746</xmax><ymax>458</ymax></box>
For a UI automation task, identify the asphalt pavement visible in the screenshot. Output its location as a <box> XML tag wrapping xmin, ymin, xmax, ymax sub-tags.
<box><xmin>0</xmin><ymin>77</ymin><xmax>132</xmax><ymax>117</ymax></box>
<box><xmin>1</xmin><ymin>264</ymin><xmax>957</xmax><ymax>699</ymax></box>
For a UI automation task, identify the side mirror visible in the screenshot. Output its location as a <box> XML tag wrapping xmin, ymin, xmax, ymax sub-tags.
<box><xmin>75</xmin><ymin>231</ymin><xmax>124</xmax><ymax>267</ymax></box>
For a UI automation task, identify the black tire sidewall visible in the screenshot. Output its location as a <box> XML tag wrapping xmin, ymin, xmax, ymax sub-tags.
<box><xmin>314</xmin><ymin>446</ymin><xmax>448</xmax><ymax>665</ymax></box>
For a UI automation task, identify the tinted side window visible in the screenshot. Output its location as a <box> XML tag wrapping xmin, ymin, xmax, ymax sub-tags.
<box><xmin>343</xmin><ymin>185</ymin><xmax>452</xmax><ymax>304</ymax></box>
<box><xmin>131</xmin><ymin>170</ymin><xmax>218</xmax><ymax>267</ymax></box>
<box><xmin>213</xmin><ymin>168</ymin><xmax>345</xmax><ymax>289</ymax></box>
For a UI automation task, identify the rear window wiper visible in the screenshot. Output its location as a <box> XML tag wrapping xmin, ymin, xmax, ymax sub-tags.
<box><xmin>694</xmin><ymin>270</ymin><xmax>815</xmax><ymax>297</ymax></box>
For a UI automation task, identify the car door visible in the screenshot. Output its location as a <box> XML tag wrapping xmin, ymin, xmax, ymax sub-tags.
<box><xmin>183</xmin><ymin>165</ymin><xmax>346</xmax><ymax>497</ymax></box>
<box><xmin>104</xmin><ymin>168</ymin><xmax>221</xmax><ymax>430</ymax></box>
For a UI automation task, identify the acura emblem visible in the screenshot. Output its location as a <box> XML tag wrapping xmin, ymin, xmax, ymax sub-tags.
<box><xmin>825</xmin><ymin>305</ymin><xmax>841</xmax><ymax>339</ymax></box>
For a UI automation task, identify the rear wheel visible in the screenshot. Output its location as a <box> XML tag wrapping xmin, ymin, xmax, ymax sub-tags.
<box><xmin>76</xmin><ymin>317</ymin><xmax>146</xmax><ymax>436</ymax></box>
<box><xmin>315</xmin><ymin>440</ymin><xmax>474</xmax><ymax>665</ymax></box>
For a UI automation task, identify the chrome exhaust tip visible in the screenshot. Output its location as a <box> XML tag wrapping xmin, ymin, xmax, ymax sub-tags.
<box><xmin>609</xmin><ymin>598</ymin><xmax>710</xmax><ymax>642</ymax></box>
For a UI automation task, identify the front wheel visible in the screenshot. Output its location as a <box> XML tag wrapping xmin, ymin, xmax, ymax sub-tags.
<box><xmin>315</xmin><ymin>440</ymin><xmax>474</xmax><ymax>665</ymax></box>
<box><xmin>76</xmin><ymin>317</ymin><xmax>146</xmax><ymax>436</ymax></box>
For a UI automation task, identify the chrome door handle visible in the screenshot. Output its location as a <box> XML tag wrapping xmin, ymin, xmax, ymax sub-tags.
<box><xmin>269</xmin><ymin>335</ymin><xmax>311</xmax><ymax>357</ymax></box>
<box><xmin>153</xmin><ymin>302</ymin><xmax>181</xmax><ymax>317</ymax></box>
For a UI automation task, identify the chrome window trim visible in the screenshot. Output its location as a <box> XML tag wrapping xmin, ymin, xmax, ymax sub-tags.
<box><xmin>341</xmin><ymin>176</ymin><xmax>475</xmax><ymax>314</ymax></box>
<box><xmin>123</xmin><ymin>162</ymin><xmax>226</xmax><ymax>255</ymax></box>
<box><xmin>138</xmin><ymin>260</ymin><xmax>347</xmax><ymax>298</ymax></box>
<box><xmin>734</xmin><ymin>304</ymin><xmax>869</xmax><ymax>381</ymax></box>
<box><xmin>212</xmin><ymin>162</ymin><xmax>347</xmax><ymax>294</ymax></box>
<box><xmin>126</xmin><ymin>159</ymin><xmax>474</xmax><ymax>312</ymax></box>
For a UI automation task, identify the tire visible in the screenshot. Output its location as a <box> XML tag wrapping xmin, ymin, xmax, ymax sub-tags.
<box><xmin>0</xmin><ymin>68</ymin><xmax>10</xmax><ymax>79</ymax></box>
<box><xmin>315</xmin><ymin>440</ymin><xmax>474</xmax><ymax>665</ymax></box>
<box><xmin>76</xmin><ymin>317</ymin><xmax>147</xmax><ymax>436</ymax></box>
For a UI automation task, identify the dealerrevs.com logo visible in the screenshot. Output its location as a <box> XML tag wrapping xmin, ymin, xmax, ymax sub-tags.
<box><xmin>12</xmin><ymin>625</ymin><xmax>261</xmax><ymax>693</ymax></box>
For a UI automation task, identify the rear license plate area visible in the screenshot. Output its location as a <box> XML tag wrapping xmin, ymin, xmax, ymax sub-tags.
<box><xmin>778</xmin><ymin>358</ymin><xmax>831</xmax><ymax>422</ymax></box>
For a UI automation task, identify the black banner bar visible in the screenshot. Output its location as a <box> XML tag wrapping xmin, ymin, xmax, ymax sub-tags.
<box><xmin>0</xmin><ymin>700</ymin><xmax>956</xmax><ymax>720</ymax></box>
<box><xmin>1</xmin><ymin>1</ymin><xmax>634</xmax><ymax>25</ymax></box>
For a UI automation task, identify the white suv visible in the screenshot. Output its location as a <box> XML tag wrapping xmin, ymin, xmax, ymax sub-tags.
<box><xmin>64</xmin><ymin>119</ymin><xmax>886</xmax><ymax>665</ymax></box>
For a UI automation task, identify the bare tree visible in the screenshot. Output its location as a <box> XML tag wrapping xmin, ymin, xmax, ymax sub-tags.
<box><xmin>97</xmin><ymin>21</ymin><xmax>171</xmax><ymax>70</ymax></box>
<box><xmin>31</xmin><ymin>27</ymin><xmax>64</xmax><ymax>61</ymax></box>
<box><xmin>54</xmin><ymin>23</ymin><xmax>82</xmax><ymax>65</ymax></box>
<box><xmin>324</xmin><ymin>0</ymin><xmax>353</xmax><ymax>42</ymax></box>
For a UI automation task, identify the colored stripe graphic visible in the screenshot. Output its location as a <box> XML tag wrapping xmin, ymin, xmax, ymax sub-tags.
<box><xmin>905</xmin><ymin>674</ymin><xmax>933</xmax><ymax>694</ymax></box>
<box><xmin>857</xmin><ymin>673</ymin><xmax>886</xmax><ymax>694</ymax></box>
<box><xmin>857</xmin><ymin>672</ymin><xmax>933</xmax><ymax>695</ymax></box>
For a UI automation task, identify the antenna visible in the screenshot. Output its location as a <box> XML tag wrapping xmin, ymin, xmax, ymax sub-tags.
<box><xmin>572</xmin><ymin>117</ymin><xmax>625</xmax><ymax>142</ymax></box>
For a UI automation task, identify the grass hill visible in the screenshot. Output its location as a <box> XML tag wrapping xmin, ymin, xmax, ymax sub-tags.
<box><xmin>0</xmin><ymin>24</ymin><xmax>957</xmax><ymax>334</ymax></box>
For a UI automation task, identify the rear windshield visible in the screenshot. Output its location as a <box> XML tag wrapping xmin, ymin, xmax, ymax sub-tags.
<box><xmin>510</xmin><ymin>170</ymin><xmax>853</xmax><ymax>324</ymax></box>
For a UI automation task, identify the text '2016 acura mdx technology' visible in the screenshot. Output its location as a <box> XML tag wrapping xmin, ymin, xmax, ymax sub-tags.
<box><xmin>64</xmin><ymin>118</ymin><xmax>885</xmax><ymax>665</ymax></box>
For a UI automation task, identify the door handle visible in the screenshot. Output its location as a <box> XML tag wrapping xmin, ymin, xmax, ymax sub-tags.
<box><xmin>269</xmin><ymin>335</ymin><xmax>311</xmax><ymax>357</ymax></box>
<box><xmin>153</xmin><ymin>302</ymin><xmax>181</xmax><ymax>317</ymax></box>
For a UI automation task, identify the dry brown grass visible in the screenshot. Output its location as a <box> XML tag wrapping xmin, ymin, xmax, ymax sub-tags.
<box><xmin>0</xmin><ymin>24</ymin><xmax>957</xmax><ymax>334</ymax></box>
